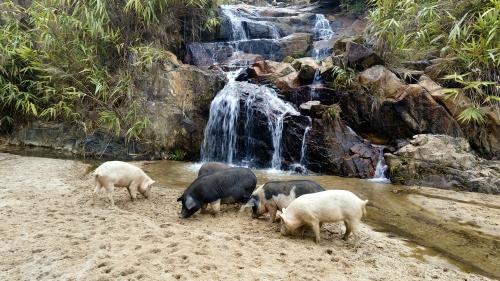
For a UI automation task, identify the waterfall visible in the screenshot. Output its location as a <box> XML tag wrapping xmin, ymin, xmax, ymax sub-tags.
<box><xmin>368</xmin><ymin>148</ymin><xmax>391</xmax><ymax>183</ymax></box>
<box><xmin>201</xmin><ymin>71</ymin><xmax>298</xmax><ymax>167</ymax></box>
<box><xmin>312</xmin><ymin>14</ymin><xmax>334</xmax><ymax>60</ymax></box>
<box><xmin>200</xmin><ymin>5</ymin><xmax>297</xmax><ymax>169</ymax></box>
<box><xmin>221</xmin><ymin>6</ymin><xmax>248</xmax><ymax>41</ymax></box>
<box><xmin>200</xmin><ymin>71</ymin><xmax>242</xmax><ymax>164</ymax></box>
<box><xmin>249</xmin><ymin>86</ymin><xmax>299</xmax><ymax>169</ymax></box>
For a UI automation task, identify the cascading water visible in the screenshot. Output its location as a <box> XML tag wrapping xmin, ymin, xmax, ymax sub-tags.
<box><xmin>200</xmin><ymin>72</ymin><xmax>298</xmax><ymax>168</ymax></box>
<box><xmin>299</xmin><ymin>117</ymin><xmax>312</xmax><ymax>166</ymax></box>
<box><xmin>221</xmin><ymin>6</ymin><xmax>249</xmax><ymax>41</ymax></box>
<box><xmin>247</xmin><ymin>86</ymin><xmax>299</xmax><ymax>169</ymax></box>
<box><xmin>312</xmin><ymin>14</ymin><xmax>334</xmax><ymax>60</ymax></box>
<box><xmin>309</xmin><ymin>14</ymin><xmax>334</xmax><ymax>100</ymax></box>
<box><xmin>201</xmin><ymin>5</ymin><xmax>297</xmax><ymax>169</ymax></box>
<box><xmin>369</xmin><ymin>148</ymin><xmax>391</xmax><ymax>183</ymax></box>
<box><xmin>200</xmin><ymin>70</ymin><xmax>242</xmax><ymax>164</ymax></box>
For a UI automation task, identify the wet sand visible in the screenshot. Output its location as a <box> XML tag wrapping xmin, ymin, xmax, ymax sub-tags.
<box><xmin>0</xmin><ymin>153</ymin><xmax>497</xmax><ymax>280</ymax></box>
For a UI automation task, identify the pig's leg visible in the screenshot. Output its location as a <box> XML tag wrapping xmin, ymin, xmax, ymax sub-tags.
<box><xmin>267</xmin><ymin>205</ymin><xmax>278</xmax><ymax>223</ymax></box>
<box><xmin>93</xmin><ymin>181</ymin><xmax>102</xmax><ymax>194</ymax></box>
<box><xmin>200</xmin><ymin>203</ymin><xmax>208</xmax><ymax>214</ymax></box>
<box><xmin>93</xmin><ymin>180</ymin><xmax>102</xmax><ymax>202</ymax></box>
<box><xmin>104</xmin><ymin>184</ymin><xmax>115</xmax><ymax>206</ymax></box>
<box><xmin>210</xmin><ymin>199</ymin><xmax>221</xmax><ymax>215</ymax></box>
<box><xmin>128</xmin><ymin>182</ymin><xmax>139</xmax><ymax>201</ymax></box>
<box><xmin>309</xmin><ymin>220</ymin><xmax>321</xmax><ymax>243</ymax></box>
<box><xmin>343</xmin><ymin>220</ymin><xmax>352</xmax><ymax>241</ymax></box>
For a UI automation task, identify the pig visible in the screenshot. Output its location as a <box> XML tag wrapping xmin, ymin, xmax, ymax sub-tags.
<box><xmin>278</xmin><ymin>190</ymin><xmax>368</xmax><ymax>243</ymax></box>
<box><xmin>177</xmin><ymin>167</ymin><xmax>257</xmax><ymax>218</ymax></box>
<box><xmin>243</xmin><ymin>180</ymin><xmax>325</xmax><ymax>222</ymax></box>
<box><xmin>92</xmin><ymin>161</ymin><xmax>155</xmax><ymax>206</ymax></box>
<box><xmin>197</xmin><ymin>162</ymin><xmax>230</xmax><ymax>177</ymax></box>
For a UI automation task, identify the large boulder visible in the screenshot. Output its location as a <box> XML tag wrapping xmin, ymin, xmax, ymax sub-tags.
<box><xmin>292</xmin><ymin>57</ymin><xmax>319</xmax><ymax>84</ymax></box>
<box><xmin>418</xmin><ymin>75</ymin><xmax>500</xmax><ymax>159</ymax></box>
<box><xmin>343</xmin><ymin>41</ymin><xmax>384</xmax><ymax>70</ymax></box>
<box><xmin>386</xmin><ymin>134</ymin><xmax>500</xmax><ymax>194</ymax></box>
<box><xmin>246</xmin><ymin>59</ymin><xmax>296</xmax><ymax>84</ymax></box>
<box><xmin>279</xmin><ymin>33</ymin><xmax>313</xmax><ymax>59</ymax></box>
<box><xmin>282</xmin><ymin>107</ymin><xmax>379</xmax><ymax>178</ymax></box>
<box><xmin>133</xmin><ymin>54</ymin><xmax>226</xmax><ymax>160</ymax></box>
<box><xmin>338</xmin><ymin>68</ymin><xmax>463</xmax><ymax>143</ymax></box>
<box><xmin>359</xmin><ymin>65</ymin><xmax>406</xmax><ymax>99</ymax></box>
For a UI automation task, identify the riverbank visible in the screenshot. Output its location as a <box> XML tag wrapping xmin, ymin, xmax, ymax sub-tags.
<box><xmin>0</xmin><ymin>153</ymin><xmax>497</xmax><ymax>280</ymax></box>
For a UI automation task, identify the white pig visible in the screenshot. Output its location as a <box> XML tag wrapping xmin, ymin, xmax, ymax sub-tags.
<box><xmin>92</xmin><ymin>161</ymin><xmax>155</xmax><ymax>206</ymax></box>
<box><xmin>278</xmin><ymin>190</ymin><xmax>368</xmax><ymax>243</ymax></box>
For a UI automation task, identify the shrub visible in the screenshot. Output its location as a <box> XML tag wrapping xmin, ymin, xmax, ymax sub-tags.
<box><xmin>0</xmin><ymin>0</ymin><xmax>219</xmax><ymax>138</ymax></box>
<box><xmin>366</xmin><ymin>0</ymin><xmax>499</xmax><ymax>124</ymax></box>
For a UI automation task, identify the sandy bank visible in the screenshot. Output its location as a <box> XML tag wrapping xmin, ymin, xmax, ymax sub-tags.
<box><xmin>0</xmin><ymin>153</ymin><xmax>494</xmax><ymax>280</ymax></box>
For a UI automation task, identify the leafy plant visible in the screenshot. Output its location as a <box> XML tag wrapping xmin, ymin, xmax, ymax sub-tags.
<box><xmin>366</xmin><ymin>0</ymin><xmax>499</xmax><ymax>126</ymax></box>
<box><xmin>168</xmin><ymin>149</ymin><xmax>187</xmax><ymax>161</ymax></box>
<box><xmin>0</xmin><ymin>0</ymin><xmax>219</xmax><ymax>139</ymax></box>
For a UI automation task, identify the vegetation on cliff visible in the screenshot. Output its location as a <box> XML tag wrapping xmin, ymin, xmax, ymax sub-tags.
<box><xmin>0</xmin><ymin>0</ymin><xmax>219</xmax><ymax>140</ymax></box>
<box><xmin>366</xmin><ymin>0</ymin><xmax>499</xmax><ymax>124</ymax></box>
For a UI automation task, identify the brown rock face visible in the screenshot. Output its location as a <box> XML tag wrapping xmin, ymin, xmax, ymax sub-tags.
<box><xmin>292</xmin><ymin>57</ymin><xmax>319</xmax><ymax>84</ymax></box>
<box><xmin>343</xmin><ymin>41</ymin><xmax>384</xmax><ymax>70</ymax></box>
<box><xmin>279</xmin><ymin>33</ymin><xmax>313</xmax><ymax>58</ymax></box>
<box><xmin>134</xmin><ymin>58</ymin><xmax>226</xmax><ymax>160</ymax></box>
<box><xmin>386</xmin><ymin>134</ymin><xmax>500</xmax><ymax>194</ymax></box>
<box><xmin>418</xmin><ymin>75</ymin><xmax>500</xmax><ymax>159</ymax></box>
<box><xmin>359</xmin><ymin>65</ymin><xmax>406</xmax><ymax>99</ymax></box>
<box><xmin>335</xmin><ymin>67</ymin><xmax>464</xmax><ymax>143</ymax></box>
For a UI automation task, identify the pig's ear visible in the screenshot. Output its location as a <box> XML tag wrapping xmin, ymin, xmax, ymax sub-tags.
<box><xmin>177</xmin><ymin>196</ymin><xmax>183</xmax><ymax>202</ymax></box>
<box><xmin>185</xmin><ymin>196</ymin><xmax>196</xmax><ymax>209</ymax></box>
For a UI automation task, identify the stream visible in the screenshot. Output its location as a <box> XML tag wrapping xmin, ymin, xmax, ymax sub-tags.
<box><xmin>1</xmin><ymin>140</ymin><xmax>500</xmax><ymax>279</ymax></box>
<box><xmin>1</xmin><ymin>2</ymin><xmax>499</xmax><ymax>279</ymax></box>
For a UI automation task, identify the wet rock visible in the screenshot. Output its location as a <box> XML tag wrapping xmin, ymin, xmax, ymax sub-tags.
<box><xmin>279</xmin><ymin>33</ymin><xmax>313</xmax><ymax>59</ymax></box>
<box><xmin>306</xmin><ymin>112</ymin><xmax>378</xmax><ymax>178</ymax></box>
<box><xmin>292</xmin><ymin>57</ymin><xmax>319</xmax><ymax>84</ymax></box>
<box><xmin>299</xmin><ymin>101</ymin><xmax>321</xmax><ymax>115</ymax></box>
<box><xmin>187</xmin><ymin>33</ymin><xmax>312</xmax><ymax>66</ymax></box>
<box><xmin>282</xmin><ymin>115</ymin><xmax>312</xmax><ymax>164</ymax></box>
<box><xmin>8</xmin><ymin>122</ymin><xmax>147</xmax><ymax>160</ymax></box>
<box><xmin>285</xmin><ymin>85</ymin><xmax>341</xmax><ymax>107</ymax></box>
<box><xmin>283</xmin><ymin>107</ymin><xmax>379</xmax><ymax>178</ymax></box>
<box><xmin>386</xmin><ymin>134</ymin><xmax>500</xmax><ymax>194</ymax></box>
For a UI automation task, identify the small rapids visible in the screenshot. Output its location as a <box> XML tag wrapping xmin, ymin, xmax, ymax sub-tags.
<box><xmin>368</xmin><ymin>148</ymin><xmax>390</xmax><ymax>183</ymax></box>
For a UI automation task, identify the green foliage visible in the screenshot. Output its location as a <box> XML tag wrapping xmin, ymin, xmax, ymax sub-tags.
<box><xmin>327</xmin><ymin>104</ymin><xmax>342</xmax><ymax>120</ymax></box>
<box><xmin>168</xmin><ymin>149</ymin><xmax>187</xmax><ymax>161</ymax></box>
<box><xmin>366</xmin><ymin>0</ymin><xmax>499</xmax><ymax>125</ymax></box>
<box><xmin>0</xmin><ymin>0</ymin><xmax>218</xmax><ymax>138</ymax></box>
<box><xmin>327</xmin><ymin>65</ymin><xmax>357</xmax><ymax>90</ymax></box>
